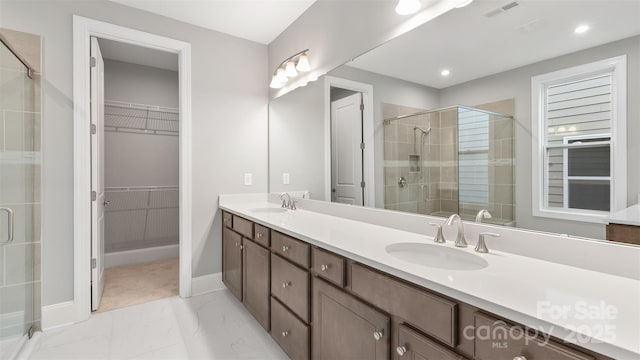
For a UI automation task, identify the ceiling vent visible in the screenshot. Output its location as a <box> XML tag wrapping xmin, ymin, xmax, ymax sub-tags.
<box><xmin>485</xmin><ymin>1</ymin><xmax>519</xmax><ymax>18</ymax></box>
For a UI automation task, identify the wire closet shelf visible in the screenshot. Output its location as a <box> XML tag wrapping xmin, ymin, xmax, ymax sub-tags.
<box><xmin>104</xmin><ymin>100</ymin><xmax>179</xmax><ymax>135</ymax></box>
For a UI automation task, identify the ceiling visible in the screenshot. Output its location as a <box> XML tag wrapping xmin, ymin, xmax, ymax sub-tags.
<box><xmin>98</xmin><ymin>38</ymin><xmax>179</xmax><ymax>71</ymax></box>
<box><xmin>349</xmin><ymin>0</ymin><xmax>640</xmax><ymax>89</ymax></box>
<box><xmin>109</xmin><ymin>0</ymin><xmax>317</xmax><ymax>44</ymax></box>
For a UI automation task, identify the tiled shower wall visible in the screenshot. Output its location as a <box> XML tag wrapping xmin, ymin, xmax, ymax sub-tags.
<box><xmin>0</xmin><ymin>29</ymin><xmax>41</xmax><ymax>343</ymax></box>
<box><xmin>383</xmin><ymin>101</ymin><xmax>515</xmax><ymax>225</ymax></box>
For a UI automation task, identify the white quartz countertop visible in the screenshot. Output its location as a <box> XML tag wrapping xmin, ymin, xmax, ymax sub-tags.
<box><xmin>607</xmin><ymin>204</ymin><xmax>640</xmax><ymax>227</ymax></box>
<box><xmin>219</xmin><ymin>198</ymin><xmax>640</xmax><ymax>359</ymax></box>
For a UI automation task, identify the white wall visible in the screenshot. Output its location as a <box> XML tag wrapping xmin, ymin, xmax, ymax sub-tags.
<box><xmin>439</xmin><ymin>36</ymin><xmax>640</xmax><ymax>239</ymax></box>
<box><xmin>328</xmin><ymin>66</ymin><xmax>440</xmax><ymax>208</ymax></box>
<box><xmin>0</xmin><ymin>1</ymin><xmax>268</xmax><ymax>305</ymax></box>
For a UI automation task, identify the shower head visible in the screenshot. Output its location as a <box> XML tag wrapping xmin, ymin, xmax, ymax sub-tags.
<box><xmin>414</xmin><ymin>126</ymin><xmax>431</xmax><ymax>135</ymax></box>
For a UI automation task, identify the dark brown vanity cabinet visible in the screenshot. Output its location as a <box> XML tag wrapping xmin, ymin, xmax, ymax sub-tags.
<box><xmin>221</xmin><ymin>211</ymin><xmax>611</xmax><ymax>360</ymax></box>
<box><xmin>222</xmin><ymin>226</ymin><xmax>243</xmax><ymax>301</ymax></box>
<box><xmin>242</xmin><ymin>239</ymin><xmax>270</xmax><ymax>331</ymax></box>
<box><xmin>312</xmin><ymin>277</ymin><xmax>390</xmax><ymax>360</ymax></box>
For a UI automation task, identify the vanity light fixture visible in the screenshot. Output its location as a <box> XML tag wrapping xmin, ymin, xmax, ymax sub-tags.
<box><xmin>395</xmin><ymin>0</ymin><xmax>421</xmax><ymax>15</ymax></box>
<box><xmin>270</xmin><ymin>49</ymin><xmax>311</xmax><ymax>89</ymax></box>
<box><xmin>574</xmin><ymin>24</ymin><xmax>590</xmax><ymax>34</ymax></box>
<box><xmin>441</xmin><ymin>69</ymin><xmax>451</xmax><ymax>76</ymax></box>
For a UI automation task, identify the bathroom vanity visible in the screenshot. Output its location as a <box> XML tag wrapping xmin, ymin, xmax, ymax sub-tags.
<box><xmin>219</xmin><ymin>195</ymin><xmax>639</xmax><ymax>360</ymax></box>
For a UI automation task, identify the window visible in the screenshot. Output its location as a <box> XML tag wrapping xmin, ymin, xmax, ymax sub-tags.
<box><xmin>458</xmin><ymin>107</ymin><xmax>489</xmax><ymax>205</ymax></box>
<box><xmin>531</xmin><ymin>56</ymin><xmax>627</xmax><ymax>223</ymax></box>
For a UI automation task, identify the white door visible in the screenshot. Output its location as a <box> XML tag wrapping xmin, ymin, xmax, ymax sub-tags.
<box><xmin>90</xmin><ymin>37</ymin><xmax>106</xmax><ymax>311</ymax></box>
<box><xmin>331</xmin><ymin>93</ymin><xmax>364</xmax><ymax>206</ymax></box>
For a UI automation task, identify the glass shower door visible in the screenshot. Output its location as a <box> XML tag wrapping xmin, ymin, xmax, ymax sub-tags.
<box><xmin>0</xmin><ymin>39</ymin><xmax>40</xmax><ymax>358</ymax></box>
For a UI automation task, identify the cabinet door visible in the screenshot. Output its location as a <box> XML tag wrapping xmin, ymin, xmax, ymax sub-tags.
<box><xmin>222</xmin><ymin>227</ymin><xmax>243</xmax><ymax>301</ymax></box>
<box><xmin>243</xmin><ymin>239</ymin><xmax>270</xmax><ymax>330</ymax></box>
<box><xmin>312</xmin><ymin>277</ymin><xmax>389</xmax><ymax>360</ymax></box>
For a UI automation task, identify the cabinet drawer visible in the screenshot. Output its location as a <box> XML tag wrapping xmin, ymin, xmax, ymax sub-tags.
<box><xmin>396</xmin><ymin>324</ymin><xmax>463</xmax><ymax>360</ymax></box>
<box><xmin>232</xmin><ymin>215</ymin><xmax>253</xmax><ymax>239</ymax></box>
<box><xmin>222</xmin><ymin>211</ymin><xmax>232</xmax><ymax>228</ymax></box>
<box><xmin>271</xmin><ymin>231</ymin><xmax>310</xmax><ymax>268</ymax></box>
<box><xmin>474</xmin><ymin>312</ymin><xmax>594</xmax><ymax>360</ymax></box>
<box><xmin>271</xmin><ymin>297</ymin><xmax>310</xmax><ymax>360</ymax></box>
<box><xmin>350</xmin><ymin>263</ymin><xmax>457</xmax><ymax>347</ymax></box>
<box><xmin>271</xmin><ymin>253</ymin><xmax>310</xmax><ymax>323</ymax></box>
<box><xmin>254</xmin><ymin>224</ymin><xmax>270</xmax><ymax>248</ymax></box>
<box><xmin>312</xmin><ymin>247</ymin><xmax>345</xmax><ymax>287</ymax></box>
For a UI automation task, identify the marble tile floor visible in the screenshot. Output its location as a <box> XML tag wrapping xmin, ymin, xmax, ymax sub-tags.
<box><xmin>29</xmin><ymin>290</ymin><xmax>289</xmax><ymax>359</ymax></box>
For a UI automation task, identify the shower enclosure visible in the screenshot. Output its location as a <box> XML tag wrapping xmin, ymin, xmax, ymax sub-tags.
<box><xmin>383</xmin><ymin>104</ymin><xmax>515</xmax><ymax>226</ymax></box>
<box><xmin>0</xmin><ymin>33</ymin><xmax>41</xmax><ymax>357</ymax></box>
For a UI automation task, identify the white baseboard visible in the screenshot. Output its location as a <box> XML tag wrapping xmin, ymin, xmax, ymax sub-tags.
<box><xmin>105</xmin><ymin>244</ymin><xmax>179</xmax><ymax>269</ymax></box>
<box><xmin>41</xmin><ymin>301</ymin><xmax>77</xmax><ymax>331</ymax></box>
<box><xmin>191</xmin><ymin>273</ymin><xmax>225</xmax><ymax>296</ymax></box>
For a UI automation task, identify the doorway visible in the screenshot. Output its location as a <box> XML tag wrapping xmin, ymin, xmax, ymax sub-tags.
<box><xmin>73</xmin><ymin>16</ymin><xmax>193</xmax><ymax>323</ymax></box>
<box><xmin>90</xmin><ymin>37</ymin><xmax>181</xmax><ymax>312</ymax></box>
<box><xmin>325</xmin><ymin>77</ymin><xmax>375</xmax><ymax>207</ymax></box>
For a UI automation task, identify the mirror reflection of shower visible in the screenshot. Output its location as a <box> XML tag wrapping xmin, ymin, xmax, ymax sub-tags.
<box><xmin>382</xmin><ymin>102</ymin><xmax>515</xmax><ymax>226</ymax></box>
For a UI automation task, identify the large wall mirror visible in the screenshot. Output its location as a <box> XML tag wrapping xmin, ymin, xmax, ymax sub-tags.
<box><xmin>269</xmin><ymin>0</ymin><xmax>640</xmax><ymax>243</ymax></box>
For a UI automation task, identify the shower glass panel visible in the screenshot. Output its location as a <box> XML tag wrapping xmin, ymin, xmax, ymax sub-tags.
<box><xmin>0</xmin><ymin>39</ymin><xmax>41</xmax><ymax>357</ymax></box>
<box><xmin>383</xmin><ymin>104</ymin><xmax>515</xmax><ymax>226</ymax></box>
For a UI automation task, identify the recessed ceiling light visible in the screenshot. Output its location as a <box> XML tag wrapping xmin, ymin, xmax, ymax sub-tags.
<box><xmin>441</xmin><ymin>69</ymin><xmax>451</xmax><ymax>77</ymax></box>
<box><xmin>395</xmin><ymin>0</ymin><xmax>421</xmax><ymax>15</ymax></box>
<box><xmin>574</xmin><ymin>25</ymin><xmax>590</xmax><ymax>34</ymax></box>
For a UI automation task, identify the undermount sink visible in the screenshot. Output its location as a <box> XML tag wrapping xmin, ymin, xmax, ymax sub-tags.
<box><xmin>249</xmin><ymin>207</ymin><xmax>288</xmax><ymax>214</ymax></box>
<box><xmin>385</xmin><ymin>242</ymin><xmax>488</xmax><ymax>271</ymax></box>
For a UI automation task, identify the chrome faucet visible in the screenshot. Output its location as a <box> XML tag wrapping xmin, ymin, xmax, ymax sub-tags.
<box><xmin>279</xmin><ymin>192</ymin><xmax>297</xmax><ymax>210</ymax></box>
<box><xmin>475</xmin><ymin>209</ymin><xmax>492</xmax><ymax>223</ymax></box>
<box><xmin>446</xmin><ymin>214</ymin><xmax>468</xmax><ymax>247</ymax></box>
<box><xmin>428</xmin><ymin>223</ymin><xmax>446</xmax><ymax>243</ymax></box>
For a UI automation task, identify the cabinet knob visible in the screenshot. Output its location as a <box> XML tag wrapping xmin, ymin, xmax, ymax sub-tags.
<box><xmin>373</xmin><ymin>330</ymin><xmax>384</xmax><ymax>341</ymax></box>
<box><xmin>513</xmin><ymin>357</ymin><xmax>527</xmax><ymax>360</ymax></box>
<box><xmin>235</xmin><ymin>241</ymin><xmax>240</xmax><ymax>247</ymax></box>
<box><xmin>396</xmin><ymin>346</ymin><xmax>407</xmax><ymax>356</ymax></box>
<box><xmin>239</xmin><ymin>245</ymin><xmax>244</xmax><ymax>250</ymax></box>
<box><xmin>282</xmin><ymin>281</ymin><xmax>292</xmax><ymax>288</ymax></box>
<box><xmin>282</xmin><ymin>330</ymin><xmax>289</xmax><ymax>337</ymax></box>
<box><xmin>256</xmin><ymin>233</ymin><xmax>263</xmax><ymax>238</ymax></box>
<box><xmin>320</xmin><ymin>264</ymin><xmax>329</xmax><ymax>271</ymax></box>
<box><xmin>282</xmin><ymin>245</ymin><xmax>289</xmax><ymax>252</ymax></box>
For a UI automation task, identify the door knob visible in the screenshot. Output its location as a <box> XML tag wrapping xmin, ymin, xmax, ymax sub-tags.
<box><xmin>103</xmin><ymin>200</ymin><xmax>111</xmax><ymax>206</ymax></box>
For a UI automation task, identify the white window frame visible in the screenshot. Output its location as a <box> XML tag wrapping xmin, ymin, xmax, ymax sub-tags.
<box><xmin>531</xmin><ymin>56</ymin><xmax>627</xmax><ymax>223</ymax></box>
<box><xmin>562</xmin><ymin>133</ymin><xmax>611</xmax><ymax>208</ymax></box>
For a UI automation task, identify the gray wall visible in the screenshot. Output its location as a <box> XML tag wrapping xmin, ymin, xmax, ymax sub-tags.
<box><xmin>328</xmin><ymin>66</ymin><xmax>440</xmax><ymax>208</ymax></box>
<box><xmin>103</xmin><ymin>59</ymin><xmax>179</xmax><ymax>108</ymax></box>
<box><xmin>0</xmin><ymin>1</ymin><xmax>268</xmax><ymax>305</ymax></box>
<box><xmin>269</xmin><ymin>79</ymin><xmax>326</xmax><ymax>198</ymax></box>
<box><xmin>439</xmin><ymin>36</ymin><xmax>640</xmax><ymax>239</ymax></box>
<box><xmin>103</xmin><ymin>59</ymin><xmax>179</xmax><ymax>188</ymax></box>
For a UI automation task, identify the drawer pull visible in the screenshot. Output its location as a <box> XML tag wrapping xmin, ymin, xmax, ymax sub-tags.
<box><xmin>257</xmin><ymin>233</ymin><xmax>263</xmax><ymax>238</ymax></box>
<box><xmin>320</xmin><ymin>264</ymin><xmax>330</xmax><ymax>271</ymax></box>
<box><xmin>396</xmin><ymin>346</ymin><xmax>407</xmax><ymax>356</ymax></box>
<box><xmin>373</xmin><ymin>330</ymin><xmax>384</xmax><ymax>341</ymax></box>
<box><xmin>282</xmin><ymin>245</ymin><xmax>289</xmax><ymax>252</ymax></box>
<box><xmin>513</xmin><ymin>357</ymin><xmax>527</xmax><ymax>360</ymax></box>
<box><xmin>282</xmin><ymin>281</ymin><xmax>292</xmax><ymax>288</ymax></box>
<box><xmin>282</xmin><ymin>330</ymin><xmax>289</xmax><ymax>337</ymax></box>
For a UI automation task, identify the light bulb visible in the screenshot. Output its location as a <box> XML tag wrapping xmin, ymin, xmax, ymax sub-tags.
<box><xmin>270</xmin><ymin>75</ymin><xmax>283</xmax><ymax>89</ymax></box>
<box><xmin>441</xmin><ymin>69</ymin><xmax>451</xmax><ymax>76</ymax></box>
<box><xmin>296</xmin><ymin>53</ymin><xmax>311</xmax><ymax>72</ymax></box>
<box><xmin>276</xmin><ymin>68</ymin><xmax>288</xmax><ymax>83</ymax></box>
<box><xmin>284</xmin><ymin>61</ymin><xmax>298</xmax><ymax>77</ymax></box>
<box><xmin>455</xmin><ymin>0</ymin><xmax>473</xmax><ymax>8</ymax></box>
<box><xmin>395</xmin><ymin>0</ymin><xmax>420</xmax><ymax>15</ymax></box>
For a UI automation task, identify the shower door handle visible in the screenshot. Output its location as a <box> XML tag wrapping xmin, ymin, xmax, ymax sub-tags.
<box><xmin>0</xmin><ymin>207</ymin><xmax>15</xmax><ymax>245</ymax></box>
